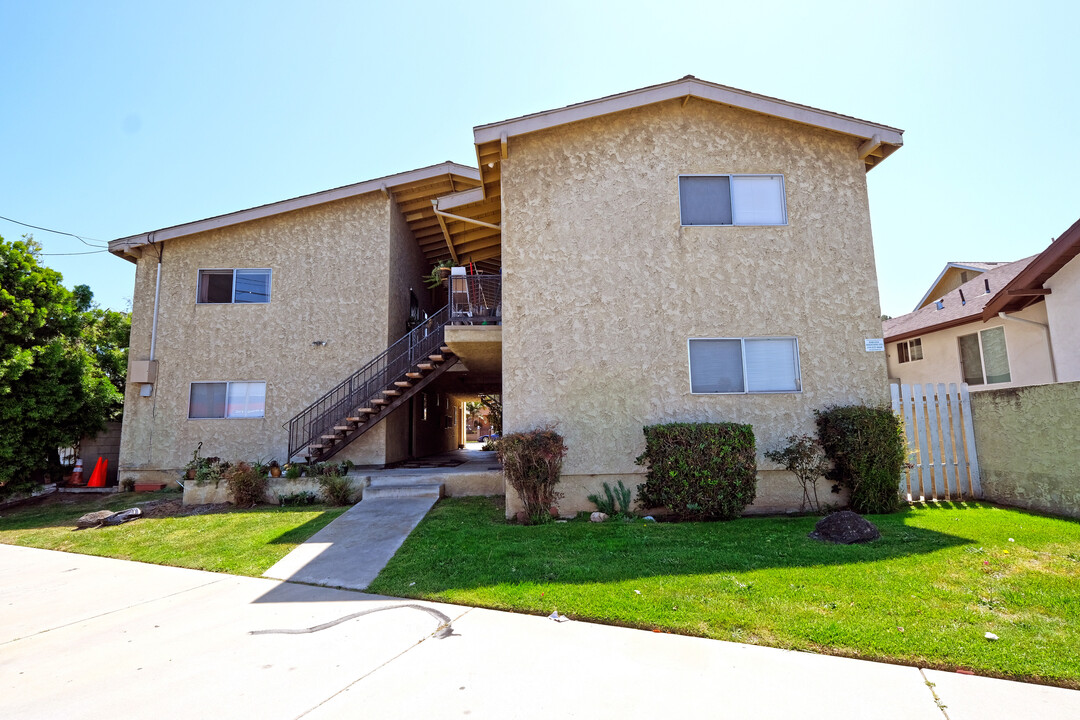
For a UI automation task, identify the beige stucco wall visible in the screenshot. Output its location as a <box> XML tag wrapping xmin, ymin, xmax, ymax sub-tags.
<box><xmin>118</xmin><ymin>192</ymin><xmax>403</xmax><ymax>484</ymax></box>
<box><xmin>500</xmin><ymin>98</ymin><xmax>889</xmax><ymax>515</ymax></box>
<box><xmin>885</xmin><ymin>303</ymin><xmax>1053</xmax><ymax>391</ymax></box>
<box><xmin>1045</xmin><ymin>253</ymin><xmax>1080</xmax><ymax>382</ymax></box>
<box><xmin>970</xmin><ymin>381</ymin><xmax>1080</xmax><ymax>518</ymax></box>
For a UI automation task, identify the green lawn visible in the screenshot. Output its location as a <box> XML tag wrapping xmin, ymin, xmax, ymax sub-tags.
<box><xmin>367</xmin><ymin>497</ymin><xmax>1080</xmax><ymax>688</ymax></box>
<box><xmin>0</xmin><ymin>491</ymin><xmax>347</xmax><ymax>576</ymax></box>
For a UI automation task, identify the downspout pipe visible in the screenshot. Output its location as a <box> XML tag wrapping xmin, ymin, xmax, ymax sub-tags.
<box><xmin>998</xmin><ymin>312</ymin><xmax>1057</xmax><ymax>382</ymax></box>
<box><xmin>149</xmin><ymin>241</ymin><xmax>162</xmax><ymax>360</ymax></box>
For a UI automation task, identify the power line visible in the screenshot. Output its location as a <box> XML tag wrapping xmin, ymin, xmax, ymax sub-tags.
<box><xmin>0</xmin><ymin>213</ymin><xmax>109</xmax><ymax>248</ymax></box>
<box><xmin>38</xmin><ymin>249</ymin><xmax>111</xmax><ymax>256</ymax></box>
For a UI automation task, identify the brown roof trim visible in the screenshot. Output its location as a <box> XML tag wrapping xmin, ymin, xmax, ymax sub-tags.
<box><xmin>982</xmin><ymin>217</ymin><xmax>1080</xmax><ymax>319</ymax></box>
<box><xmin>884</xmin><ymin>315</ymin><xmax>985</xmax><ymax>344</ymax></box>
<box><xmin>108</xmin><ymin>161</ymin><xmax>480</xmax><ymax>260</ymax></box>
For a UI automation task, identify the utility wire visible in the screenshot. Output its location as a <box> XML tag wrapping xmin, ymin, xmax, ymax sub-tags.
<box><xmin>38</xmin><ymin>249</ymin><xmax>111</xmax><ymax>256</ymax></box>
<box><xmin>0</xmin><ymin>213</ymin><xmax>109</xmax><ymax>248</ymax></box>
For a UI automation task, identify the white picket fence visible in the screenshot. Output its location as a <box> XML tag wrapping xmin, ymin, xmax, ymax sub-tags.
<box><xmin>889</xmin><ymin>383</ymin><xmax>983</xmax><ymax>502</ymax></box>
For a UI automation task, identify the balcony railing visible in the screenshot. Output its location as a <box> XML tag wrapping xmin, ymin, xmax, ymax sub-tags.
<box><xmin>449</xmin><ymin>273</ymin><xmax>501</xmax><ymax>325</ymax></box>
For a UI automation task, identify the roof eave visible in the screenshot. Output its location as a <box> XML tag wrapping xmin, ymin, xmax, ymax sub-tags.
<box><xmin>474</xmin><ymin>76</ymin><xmax>904</xmax><ymax>154</ymax></box>
<box><xmin>982</xmin><ymin>217</ymin><xmax>1080</xmax><ymax>320</ymax></box>
<box><xmin>107</xmin><ymin>161</ymin><xmax>481</xmax><ymax>254</ymax></box>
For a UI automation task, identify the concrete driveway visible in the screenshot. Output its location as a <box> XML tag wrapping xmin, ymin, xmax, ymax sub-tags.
<box><xmin>2</xmin><ymin>544</ymin><xmax>1078</xmax><ymax>719</ymax></box>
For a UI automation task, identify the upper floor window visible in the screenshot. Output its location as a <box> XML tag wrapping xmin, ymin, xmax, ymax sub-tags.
<box><xmin>896</xmin><ymin>338</ymin><xmax>923</xmax><ymax>364</ymax></box>
<box><xmin>688</xmin><ymin>337</ymin><xmax>801</xmax><ymax>394</ymax></box>
<box><xmin>958</xmin><ymin>327</ymin><xmax>1010</xmax><ymax>386</ymax></box>
<box><xmin>189</xmin><ymin>381</ymin><xmax>266</xmax><ymax>418</ymax></box>
<box><xmin>197</xmin><ymin>269</ymin><xmax>271</xmax><ymax>304</ymax></box>
<box><xmin>679</xmin><ymin>174</ymin><xmax>787</xmax><ymax>227</ymax></box>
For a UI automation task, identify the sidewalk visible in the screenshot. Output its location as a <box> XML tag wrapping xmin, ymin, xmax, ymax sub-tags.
<box><xmin>2</xmin><ymin>544</ymin><xmax>1077</xmax><ymax>719</ymax></box>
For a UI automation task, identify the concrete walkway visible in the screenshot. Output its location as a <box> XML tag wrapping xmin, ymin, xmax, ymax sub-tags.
<box><xmin>2</xmin><ymin>545</ymin><xmax>1078</xmax><ymax>719</ymax></box>
<box><xmin>262</xmin><ymin>496</ymin><xmax>437</xmax><ymax>591</ymax></box>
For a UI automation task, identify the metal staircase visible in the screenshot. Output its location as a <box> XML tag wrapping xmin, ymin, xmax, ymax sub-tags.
<box><xmin>286</xmin><ymin>305</ymin><xmax>459</xmax><ymax>462</ymax></box>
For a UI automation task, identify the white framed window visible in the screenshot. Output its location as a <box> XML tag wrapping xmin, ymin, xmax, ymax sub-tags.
<box><xmin>679</xmin><ymin>174</ymin><xmax>787</xmax><ymax>227</ymax></box>
<box><xmin>197</xmin><ymin>269</ymin><xmax>271</xmax><ymax>304</ymax></box>
<box><xmin>896</xmin><ymin>338</ymin><xmax>923</xmax><ymax>364</ymax></box>
<box><xmin>189</xmin><ymin>381</ymin><xmax>266</xmax><ymax>418</ymax></box>
<box><xmin>958</xmin><ymin>327</ymin><xmax>1011</xmax><ymax>386</ymax></box>
<box><xmin>688</xmin><ymin>337</ymin><xmax>801</xmax><ymax>394</ymax></box>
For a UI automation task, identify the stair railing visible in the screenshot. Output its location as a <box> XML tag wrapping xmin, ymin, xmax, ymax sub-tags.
<box><xmin>287</xmin><ymin>304</ymin><xmax>451</xmax><ymax>459</ymax></box>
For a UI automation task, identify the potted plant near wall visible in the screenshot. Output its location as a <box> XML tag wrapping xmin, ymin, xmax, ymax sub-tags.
<box><xmin>267</xmin><ymin>460</ymin><xmax>282</xmax><ymax>478</ymax></box>
<box><xmin>424</xmin><ymin>259</ymin><xmax>456</xmax><ymax>289</ymax></box>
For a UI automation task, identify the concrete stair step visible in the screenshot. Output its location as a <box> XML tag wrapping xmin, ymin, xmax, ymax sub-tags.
<box><xmin>363</xmin><ymin>483</ymin><xmax>444</xmax><ymax>500</ymax></box>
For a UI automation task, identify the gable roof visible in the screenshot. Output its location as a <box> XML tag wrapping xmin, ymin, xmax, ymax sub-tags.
<box><xmin>473</xmin><ymin>75</ymin><xmax>904</xmax><ymax>172</ymax></box>
<box><xmin>982</xmin><ymin>217</ymin><xmax>1080</xmax><ymax>319</ymax></box>
<box><xmin>911</xmin><ymin>261</ymin><xmax>1010</xmax><ymax>311</ymax></box>
<box><xmin>108</xmin><ymin>161</ymin><xmax>481</xmax><ymax>262</ymax></box>
<box><xmin>883</xmin><ymin>257</ymin><xmax>1037</xmax><ymax>343</ymax></box>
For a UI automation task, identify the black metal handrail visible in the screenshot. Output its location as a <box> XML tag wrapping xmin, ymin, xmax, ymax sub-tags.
<box><xmin>449</xmin><ymin>274</ymin><xmax>501</xmax><ymax>324</ymax></box>
<box><xmin>287</xmin><ymin>304</ymin><xmax>451</xmax><ymax>459</ymax></box>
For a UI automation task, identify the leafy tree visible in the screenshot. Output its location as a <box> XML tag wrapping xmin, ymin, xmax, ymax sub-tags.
<box><xmin>0</xmin><ymin>235</ymin><xmax>127</xmax><ymax>497</ymax></box>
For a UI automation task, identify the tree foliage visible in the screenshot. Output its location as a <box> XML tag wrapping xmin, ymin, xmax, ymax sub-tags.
<box><xmin>0</xmin><ymin>235</ymin><xmax>129</xmax><ymax>496</ymax></box>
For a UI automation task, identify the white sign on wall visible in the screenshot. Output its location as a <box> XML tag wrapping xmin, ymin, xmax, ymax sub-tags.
<box><xmin>864</xmin><ymin>338</ymin><xmax>885</xmax><ymax>352</ymax></box>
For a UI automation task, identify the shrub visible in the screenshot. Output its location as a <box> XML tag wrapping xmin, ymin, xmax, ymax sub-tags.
<box><xmin>278</xmin><ymin>490</ymin><xmax>319</xmax><ymax>506</ymax></box>
<box><xmin>496</xmin><ymin>427</ymin><xmax>567</xmax><ymax>524</ymax></box>
<box><xmin>120</xmin><ymin>477</ymin><xmax>136</xmax><ymax>492</ymax></box>
<box><xmin>635</xmin><ymin>422</ymin><xmax>757</xmax><ymax>520</ymax></box>
<box><xmin>588</xmin><ymin>480</ymin><xmax>633</xmax><ymax>517</ymax></box>
<box><xmin>284</xmin><ymin>463</ymin><xmax>302</xmax><ymax>480</ymax></box>
<box><xmin>815</xmin><ymin>405</ymin><xmax>906</xmax><ymax>514</ymax></box>
<box><xmin>764</xmin><ymin>434</ymin><xmax>830</xmax><ymax>513</ymax></box>
<box><xmin>318</xmin><ymin>475</ymin><xmax>354</xmax><ymax>505</ymax></box>
<box><xmin>225</xmin><ymin>461</ymin><xmax>268</xmax><ymax>507</ymax></box>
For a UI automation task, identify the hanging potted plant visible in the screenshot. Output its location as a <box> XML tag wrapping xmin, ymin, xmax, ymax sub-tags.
<box><xmin>424</xmin><ymin>259</ymin><xmax>456</xmax><ymax>289</ymax></box>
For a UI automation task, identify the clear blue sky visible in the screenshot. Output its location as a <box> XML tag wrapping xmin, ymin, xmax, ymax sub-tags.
<box><xmin>2</xmin><ymin>0</ymin><xmax>1076</xmax><ymax>318</ymax></box>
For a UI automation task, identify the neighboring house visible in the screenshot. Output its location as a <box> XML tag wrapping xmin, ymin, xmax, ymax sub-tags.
<box><xmin>883</xmin><ymin>217</ymin><xmax>1080</xmax><ymax>389</ymax></box>
<box><xmin>109</xmin><ymin>76</ymin><xmax>905</xmax><ymax>514</ymax></box>
<box><xmin>910</xmin><ymin>262</ymin><xmax>1009</xmax><ymax>312</ymax></box>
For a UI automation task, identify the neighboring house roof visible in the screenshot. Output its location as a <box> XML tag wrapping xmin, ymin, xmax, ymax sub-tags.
<box><xmin>108</xmin><ymin>161</ymin><xmax>481</xmax><ymax>263</ymax></box>
<box><xmin>982</xmin><ymin>217</ymin><xmax>1080</xmax><ymax>319</ymax></box>
<box><xmin>911</xmin><ymin>261</ymin><xmax>1010</xmax><ymax>311</ymax></box>
<box><xmin>883</xmin><ymin>257</ymin><xmax>1038</xmax><ymax>343</ymax></box>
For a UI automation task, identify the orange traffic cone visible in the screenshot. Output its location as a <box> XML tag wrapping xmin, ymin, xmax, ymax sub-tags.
<box><xmin>87</xmin><ymin>457</ymin><xmax>108</xmax><ymax>488</ymax></box>
<box><xmin>71</xmin><ymin>459</ymin><xmax>84</xmax><ymax>486</ymax></box>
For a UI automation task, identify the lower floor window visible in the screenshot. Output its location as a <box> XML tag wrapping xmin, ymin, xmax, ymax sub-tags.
<box><xmin>688</xmin><ymin>337</ymin><xmax>801</xmax><ymax>393</ymax></box>
<box><xmin>958</xmin><ymin>327</ymin><xmax>1010</xmax><ymax>385</ymax></box>
<box><xmin>897</xmin><ymin>338</ymin><xmax>923</xmax><ymax>363</ymax></box>
<box><xmin>189</xmin><ymin>381</ymin><xmax>266</xmax><ymax>418</ymax></box>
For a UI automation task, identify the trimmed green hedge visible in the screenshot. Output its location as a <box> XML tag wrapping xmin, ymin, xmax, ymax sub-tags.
<box><xmin>635</xmin><ymin>422</ymin><xmax>757</xmax><ymax>520</ymax></box>
<box><xmin>815</xmin><ymin>405</ymin><xmax>906</xmax><ymax>514</ymax></box>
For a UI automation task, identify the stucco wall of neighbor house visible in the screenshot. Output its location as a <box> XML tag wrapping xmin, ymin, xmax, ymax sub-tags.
<box><xmin>499</xmin><ymin>97</ymin><xmax>889</xmax><ymax>516</ymax></box>
<box><xmin>970</xmin><ymin>381</ymin><xmax>1080</xmax><ymax>518</ymax></box>
<box><xmin>885</xmin><ymin>303</ymin><xmax>1053</xmax><ymax>391</ymax></box>
<box><xmin>1045</xmin><ymin>254</ymin><xmax>1080</xmax><ymax>382</ymax></box>
<box><xmin>117</xmin><ymin>192</ymin><xmax>398</xmax><ymax>486</ymax></box>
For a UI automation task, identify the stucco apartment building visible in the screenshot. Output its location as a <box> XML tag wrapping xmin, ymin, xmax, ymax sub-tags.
<box><xmin>883</xmin><ymin>217</ymin><xmax>1080</xmax><ymax>391</ymax></box>
<box><xmin>109</xmin><ymin>76</ymin><xmax>905</xmax><ymax>513</ymax></box>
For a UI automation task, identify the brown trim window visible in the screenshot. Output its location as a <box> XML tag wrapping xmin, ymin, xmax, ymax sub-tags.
<box><xmin>896</xmin><ymin>338</ymin><xmax>923</xmax><ymax>364</ymax></box>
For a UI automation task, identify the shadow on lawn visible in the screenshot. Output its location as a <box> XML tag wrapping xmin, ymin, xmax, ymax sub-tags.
<box><xmin>353</xmin><ymin>499</ymin><xmax>982</xmax><ymax>593</ymax></box>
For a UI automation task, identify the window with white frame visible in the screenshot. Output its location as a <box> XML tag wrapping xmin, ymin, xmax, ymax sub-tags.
<box><xmin>679</xmin><ymin>175</ymin><xmax>787</xmax><ymax>226</ymax></box>
<box><xmin>197</xmin><ymin>269</ymin><xmax>271</xmax><ymax>303</ymax></box>
<box><xmin>688</xmin><ymin>337</ymin><xmax>801</xmax><ymax>394</ymax></box>
<box><xmin>896</xmin><ymin>338</ymin><xmax>923</xmax><ymax>364</ymax></box>
<box><xmin>189</xmin><ymin>381</ymin><xmax>266</xmax><ymax>418</ymax></box>
<box><xmin>958</xmin><ymin>327</ymin><xmax>1011</xmax><ymax>386</ymax></box>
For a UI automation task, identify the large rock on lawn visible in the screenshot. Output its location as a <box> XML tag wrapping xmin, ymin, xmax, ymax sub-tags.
<box><xmin>75</xmin><ymin>510</ymin><xmax>115</xmax><ymax>528</ymax></box>
<box><xmin>809</xmin><ymin>510</ymin><xmax>880</xmax><ymax>544</ymax></box>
